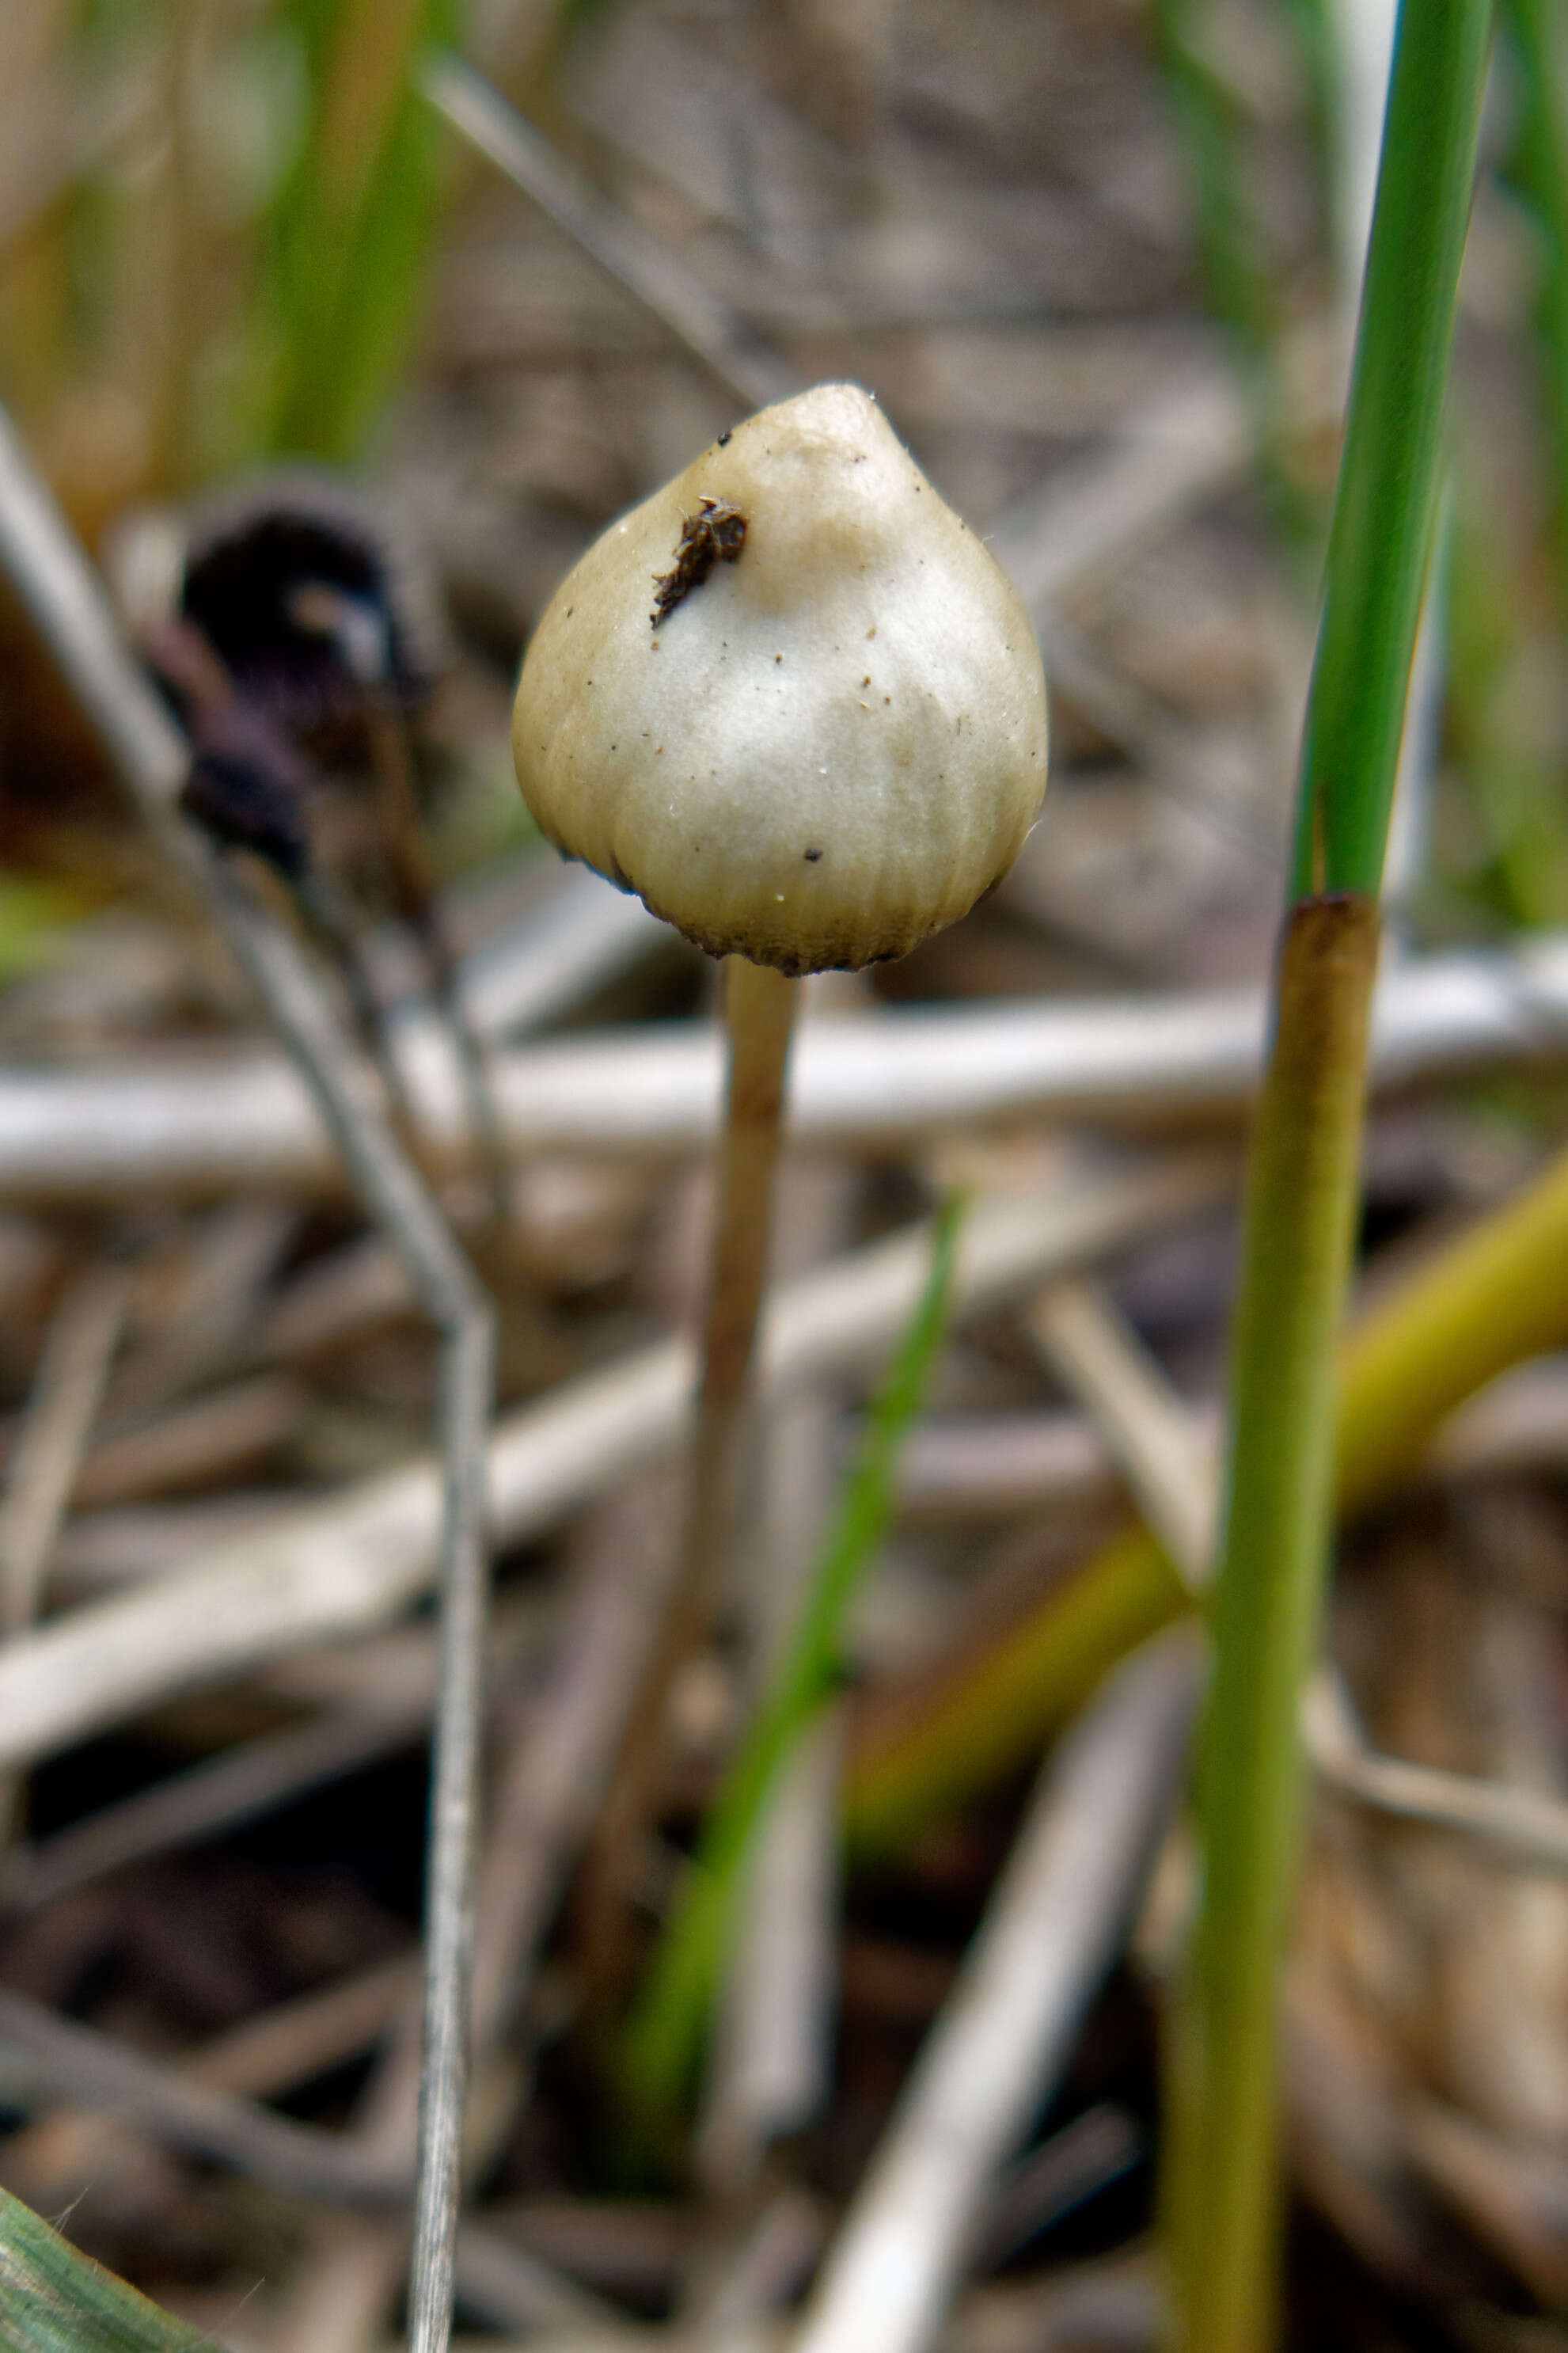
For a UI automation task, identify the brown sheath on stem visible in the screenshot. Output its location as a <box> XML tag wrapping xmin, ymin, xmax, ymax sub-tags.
<box><xmin>583</xmin><ymin>956</ymin><xmax>798</xmax><ymax>2007</ymax></box>
<box><xmin>1166</xmin><ymin>888</ymin><xmax>1381</xmax><ymax>2353</ymax></box>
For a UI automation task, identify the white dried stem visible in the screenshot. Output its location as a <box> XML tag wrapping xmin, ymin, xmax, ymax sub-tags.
<box><xmin>0</xmin><ymin>1261</ymin><xmax>130</xmax><ymax>1636</ymax></box>
<box><xmin>1301</xmin><ymin>1668</ymin><xmax>1568</xmax><ymax>1875</ymax></box>
<box><xmin>2</xmin><ymin>1697</ymin><xmax>431</xmax><ymax>1913</ymax></box>
<box><xmin>6</xmin><ymin>937</ymin><xmax>1568</xmax><ymax>1195</ymax></box>
<box><xmin>187</xmin><ymin>1955</ymin><xmax>422</xmax><ymax>2102</ymax></box>
<box><xmin>0</xmin><ymin>1985</ymin><xmax>407</xmax><ymax>2207</ymax></box>
<box><xmin>986</xmin><ymin>369</ymin><xmax>1250</xmax><ymax>619</ymax></box>
<box><xmin>1025</xmin><ymin>1278</ymin><xmax>1217</xmax><ymax>1589</ymax></box>
<box><xmin>894</xmin><ymin>1358</ymin><xmax>1568</xmax><ymax>1525</ymax></box>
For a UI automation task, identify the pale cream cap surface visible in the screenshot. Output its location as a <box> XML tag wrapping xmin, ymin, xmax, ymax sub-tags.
<box><xmin>511</xmin><ymin>383</ymin><xmax>1049</xmax><ymax>973</ymax></box>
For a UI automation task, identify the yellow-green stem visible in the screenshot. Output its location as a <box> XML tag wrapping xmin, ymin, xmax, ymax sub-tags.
<box><xmin>1164</xmin><ymin>893</ymin><xmax>1380</xmax><ymax>2352</ymax></box>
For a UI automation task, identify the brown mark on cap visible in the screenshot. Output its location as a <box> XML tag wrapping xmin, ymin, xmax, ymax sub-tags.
<box><xmin>651</xmin><ymin>498</ymin><xmax>746</xmax><ymax>628</ymax></box>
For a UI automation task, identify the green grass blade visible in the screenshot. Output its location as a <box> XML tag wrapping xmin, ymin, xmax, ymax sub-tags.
<box><xmin>1292</xmin><ymin>0</ymin><xmax>1493</xmax><ymax>896</ymax></box>
<box><xmin>0</xmin><ymin>2188</ymin><xmax>220</xmax><ymax>2353</ymax></box>
<box><xmin>1446</xmin><ymin>464</ymin><xmax>1568</xmax><ymax>927</ymax></box>
<box><xmin>621</xmin><ymin>1192</ymin><xmax>966</xmax><ymax>2122</ymax></box>
<box><xmin>0</xmin><ymin>879</ymin><xmax>81</xmax><ymax>979</ymax></box>
<box><xmin>1155</xmin><ymin>0</ymin><xmax>1278</xmax><ymax>362</ymax></box>
<box><xmin>1499</xmin><ymin>0</ymin><xmax>1568</xmax><ymax>633</ymax></box>
<box><xmin>266</xmin><ymin>0</ymin><xmax>457</xmax><ymax>460</ymax></box>
<box><xmin>1276</xmin><ymin>0</ymin><xmax>1339</xmax><ymax>203</ymax></box>
<box><xmin>1152</xmin><ymin>0</ymin><xmax>1323</xmax><ymax>557</ymax></box>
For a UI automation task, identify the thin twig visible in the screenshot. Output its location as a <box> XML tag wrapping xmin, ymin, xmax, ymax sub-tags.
<box><xmin>187</xmin><ymin>1954</ymin><xmax>423</xmax><ymax>2100</ymax></box>
<box><xmin>1039</xmin><ymin>618</ymin><xmax>1281</xmax><ymax>864</ymax></box>
<box><xmin>420</xmin><ymin>52</ymin><xmax>798</xmax><ymax>415</ymax></box>
<box><xmin>986</xmin><ymin>369</ymin><xmax>1250</xmax><ymax>619</ymax></box>
<box><xmin>894</xmin><ymin>1408</ymin><xmax>1173</xmax><ymax>1523</ymax></box>
<box><xmin>1403</xmin><ymin>2096</ymin><xmax>1568</xmax><ymax>2310</ymax></box>
<box><xmin>70</xmin><ymin>1372</ymin><xmax>306</xmax><ymax>1507</ymax></box>
<box><xmin>5</xmin><ymin>1591</ymin><xmax>537</xmax><ymax>1932</ymax></box>
<box><xmin>895</xmin><ymin>1356</ymin><xmax>1568</xmax><ymax>1523</ymax></box>
<box><xmin>965</xmin><ymin>2104</ymin><xmax>1145</xmax><ymax>2277</ymax></box>
<box><xmin>290</xmin><ymin>863</ymin><xmax>435</xmax><ymax>1156</ymax></box>
<box><xmin>1301</xmin><ymin>1667</ymin><xmax>1568</xmax><ymax>1872</ymax></box>
<box><xmin>0</xmin><ymin>1987</ymin><xmax>408</xmax><ymax>2207</ymax></box>
<box><xmin>0</xmin><ymin>396</ymin><xmax>495</xmax><ymax>2353</ymax></box>
<box><xmin>790</xmin><ymin>1634</ymin><xmax>1199</xmax><ymax>2353</ymax></box>
<box><xmin>451</xmin><ymin>2222</ymin><xmax>630</xmax><ymax>2338</ymax></box>
<box><xmin>444</xmin><ymin>865</ymin><xmax>669</xmax><ymax>1043</ymax></box>
<box><xmin>1025</xmin><ymin>1278</ymin><xmax>1216</xmax><ymax>1589</ymax></box>
<box><xmin>337</xmin><ymin>1471</ymin><xmax>687</xmax><ymax>2161</ymax></box>
<box><xmin>273</xmin><ymin>2217</ymin><xmax>408</xmax><ymax>2353</ymax></box>
<box><xmin>0</xmin><ymin>1260</ymin><xmax>130</xmax><ymax>1636</ymax></box>
<box><xmin>945</xmin><ymin>2249</ymin><xmax>1160</xmax><ymax>2353</ymax></box>
<box><xmin>96</xmin><ymin>1199</ymin><xmax>298</xmax><ymax>1423</ymax></box>
<box><xmin>698</xmin><ymin>1710</ymin><xmax>841</xmax><ymax>2179</ymax></box>
<box><xmin>0</xmin><ymin>1698</ymin><xmax>431</xmax><ymax>1914</ymax></box>
<box><xmin>683</xmin><ymin>2190</ymin><xmax>825</xmax><ymax>2351</ymax></box>
<box><xmin>1428</xmin><ymin>1355</ymin><xmax>1568</xmax><ymax>1477</ymax></box>
<box><xmin>275</xmin><ymin>1471</ymin><xmax>685</xmax><ymax>2353</ymax></box>
<box><xmin>0</xmin><ymin>1953</ymin><xmax>423</xmax><ymax>2226</ymax></box>
<box><xmin>265</xmin><ymin>2208</ymin><xmax>623</xmax><ymax>2345</ymax></box>
<box><xmin>0</xmin><ymin>1256</ymin><xmax>131</xmax><ymax>1842</ymax></box>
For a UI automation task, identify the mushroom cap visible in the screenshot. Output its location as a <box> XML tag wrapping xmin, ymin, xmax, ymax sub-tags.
<box><xmin>511</xmin><ymin>383</ymin><xmax>1049</xmax><ymax>974</ymax></box>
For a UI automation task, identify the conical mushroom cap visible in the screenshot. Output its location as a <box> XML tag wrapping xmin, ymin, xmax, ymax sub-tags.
<box><xmin>511</xmin><ymin>383</ymin><xmax>1048</xmax><ymax>974</ymax></box>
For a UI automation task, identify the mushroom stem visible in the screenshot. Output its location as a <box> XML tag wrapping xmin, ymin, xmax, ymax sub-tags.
<box><xmin>587</xmin><ymin>955</ymin><xmax>798</xmax><ymax>2003</ymax></box>
<box><xmin>683</xmin><ymin>952</ymin><xmax>799</xmax><ymax>1650</ymax></box>
<box><xmin>698</xmin><ymin>955</ymin><xmax>799</xmax><ymax>1458</ymax></box>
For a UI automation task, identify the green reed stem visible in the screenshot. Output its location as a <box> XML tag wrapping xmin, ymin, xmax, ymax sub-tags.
<box><xmin>1290</xmin><ymin>0</ymin><xmax>1492</xmax><ymax>899</ymax></box>
<box><xmin>1163</xmin><ymin>896</ymin><xmax>1380</xmax><ymax>2353</ymax></box>
<box><xmin>1165</xmin><ymin>6</ymin><xmax>1491</xmax><ymax>2348</ymax></box>
<box><xmin>1500</xmin><ymin>0</ymin><xmax>1568</xmax><ymax>633</ymax></box>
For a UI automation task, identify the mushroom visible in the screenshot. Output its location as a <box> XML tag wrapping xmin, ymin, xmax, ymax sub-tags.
<box><xmin>512</xmin><ymin>384</ymin><xmax>1048</xmax><ymax>1956</ymax></box>
<box><xmin>512</xmin><ymin>382</ymin><xmax>1047</xmax><ymax>977</ymax></box>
